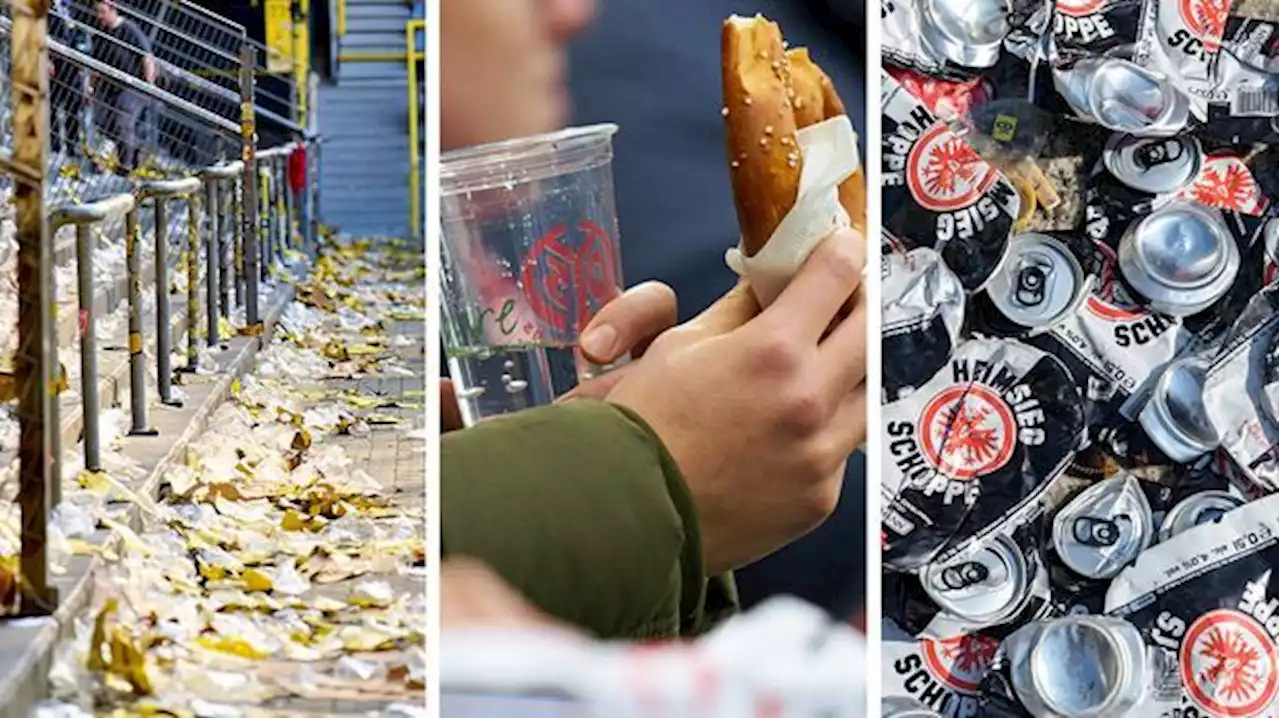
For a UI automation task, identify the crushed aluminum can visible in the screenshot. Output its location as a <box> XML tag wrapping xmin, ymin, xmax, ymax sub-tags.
<box><xmin>977</xmin><ymin>233</ymin><xmax>1090</xmax><ymax>336</ymax></box>
<box><xmin>1102</xmin><ymin>133</ymin><xmax>1202</xmax><ymax>196</ymax></box>
<box><xmin>1117</xmin><ymin>200</ymin><xmax>1240</xmax><ymax>317</ymax></box>
<box><xmin>881</xmin><ymin>337</ymin><xmax>1086</xmax><ymax>569</ymax></box>
<box><xmin>882</xmin><ymin>71</ymin><xmax>1020</xmax><ymax>293</ymax></box>
<box><xmin>1157</xmin><ymin>489</ymin><xmax>1245</xmax><ymax>542</ymax></box>
<box><xmin>1023</xmin><ymin>238</ymin><xmax>1190</xmax><ymax>433</ymax></box>
<box><xmin>1051</xmin><ymin>0</ymin><xmax>1143</xmax><ymax>57</ymax></box>
<box><xmin>1051</xmin><ymin>474</ymin><xmax>1153</xmax><ymax>579</ymax></box>
<box><xmin>883</xmin><ymin>619</ymin><xmax>1000</xmax><ymax>716</ymax></box>
<box><xmin>883</xmin><ymin>244</ymin><xmax>967</xmax><ymax>403</ymax></box>
<box><xmin>1002</xmin><ymin>615</ymin><xmax>1148</xmax><ymax>718</ymax></box>
<box><xmin>922</xmin><ymin>533</ymin><xmax>1032</xmax><ymax>629</ymax></box>
<box><xmin>919</xmin><ymin>0</ymin><xmax>1010</xmax><ymax>69</ymax></box>
<box><xmin>1054</xmin><ymin>57</ymin><xmax>1191</xmax><ymax>136</ymax></box>
<box><xmin>1139</xmin><ymin>357</ymin><xmax>1219</xmax><ymax>463</ymax></box>
<box><xmin>1136</xmin><ymin>0</ymin><xmax>1234</xmax><ymax>120</ymax></box>
<box><xmin>1105</xmin><ymin>493</ymin><xmax>1279</xmax><ymax>718</ymax></box>
<box><xmin>1202</xmin><ymin>283</ymin><xmax>1279</xmax><ymax>493</ymax></box>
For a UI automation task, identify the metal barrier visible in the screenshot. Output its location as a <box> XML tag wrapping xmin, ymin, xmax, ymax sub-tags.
<box><xmin>137</xmin><ymin>177</ymin><xmax>201</xmax><ymax>407</ymax></box>
<box><xmin>407</xmin><ymin>19</ymin><xmax>425</xmax><ymax>242</ymax></box>
<box><xmin>0</xmin><ymin>0</ymin><xmax>312</xmax><ymax>617</ymax></box>
<box><xmin>49</xmin><ymin>192</ymin><xmax>136</xmax><ymax>474</ymax></box>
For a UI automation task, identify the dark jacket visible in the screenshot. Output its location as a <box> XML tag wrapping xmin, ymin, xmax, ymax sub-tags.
<box><xmin>567</xmin><ymin>0</ymin><xmax>868</xmax><ymax>617</ymax></box>
<box><xmin>442</xmin><ymin>401</ymin><xmax>738</xmax><ymax>639</ymax></box>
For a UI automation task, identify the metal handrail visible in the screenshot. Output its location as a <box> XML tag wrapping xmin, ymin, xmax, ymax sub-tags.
<box><xmin>406</xmin><ymin>19</ymin><xmax>425</xmax><ymax>241</ymax></box>
<box><xmin>0</xmin><ymin>0</ymin><xmax>311</xmax><ymax>619</ymax></box>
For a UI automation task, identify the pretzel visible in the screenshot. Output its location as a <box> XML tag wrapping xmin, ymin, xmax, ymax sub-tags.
<box><xmin>722</xmin><ymin>15</ymin><xmax>865</xmax><ymax>257</ymax></box>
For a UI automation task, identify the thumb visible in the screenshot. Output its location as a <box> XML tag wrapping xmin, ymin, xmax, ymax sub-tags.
<box><xmin>684</xmin><ymin>281</ymin><xmax>760</xmax><ymax>337</ymax></box>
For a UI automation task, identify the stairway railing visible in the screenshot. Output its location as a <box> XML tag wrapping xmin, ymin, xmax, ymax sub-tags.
<box><xmin>0</xmin><ymin>0</ymin><xmax>311</xmax><ymax>620</ymax></box>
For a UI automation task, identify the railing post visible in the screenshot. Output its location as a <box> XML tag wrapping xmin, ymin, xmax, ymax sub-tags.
<box><xmin>124</xmin><ymin>207</ymin><xmax>155</xmax><ymax>436</ymax></box>
<box><xmin>234</xmin><ymin>176</ymin><xmax>245</xmax><ymax>307</ymax></box>
<box><xmin>259</xmin><ymin>166</ymin><xmax>271</xmax><ymax>280</ymax></box>
<box><xmin>75</xmin><ymin>224</ymin><xmax>99</xmax><ymax>471</ymax></box>
<box><xmin>282</xmin><ymin>152</ymin><xmax>294</xmax><ymax>251</ymax></box>
<box><xmin>239</xmin><ymin>44</ymin><xmax>261</xmax><ymax>332</ymax></box>
<box><xmin>219</xmin><ymin>179</ymin><xmax>231</xmax><ymax>319</ymax></box>
<box><xmin>10</xmin><ymin>0</ymin><xmax>57</xmax><ymax>614</ymax></box>
<box><xmin>44</xmin><ymin>217</ymin><xmax>60</xmax><ymax>515</ymax></box>
<box><xmin>185</xmin><ymin>194</ymin><xmax>201</xmax><ymax>369</ymax></box>
<box><xmin>139</xmin><ymin>178</ymin><xmax>201</xmax><ymax>405</ymax></box>
<box><xmin>272</xmin><ymin>158</ymin><xmax>285</xmax><ymax>261</ymax></box>
<box><xmin>153</xmin><ymin>197</ymin><xmax>173</xmax><ymax>402</ymax></box>
<box><xmin>51</xmin><ymin>194</ymin><xmax>137</xmax><ymax>476</ymax></box>
<box><xmin>205</xmin><ymin>178</ymin><xmax>219</xmax><ymax>347</ymax></box>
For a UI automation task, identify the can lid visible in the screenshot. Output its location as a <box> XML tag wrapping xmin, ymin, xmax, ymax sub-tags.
<box><xmin>1119</xmin><ymin>201</ymin><xmax>1239</xmax><ymax>316</ymax></box>
<box><xmin>1103</xmin><ymin>133</ymin><xmax>1202</xmax><ymax>195</ymax></box>
<box><xmin>985</xmin><ymin>233</ymin><xmax>1086</xmax><ymax>329</ymax></box>
<box><xmin>1085</xmin><ymin>60</ymin><xmax>1189</xmax><ymax>135</ymax></box>
<box><xmin>1157</xmin><ymin>490</ymin><xmax>1245</xmax><ymax>542</ymax></box>
<box><xmin>1139</xmin><ymin>358</ymin><xmax>1220</xmax><ymax>463</ymax></box>
<box><xmin>1028</xmin><ymin>618</ymin><xmax>1133</xmax><ymax>716</ymax></box>
<box><xmin>922</xmin><ymin>534</ymin><xmax>1027</xmax><ymax>627</ymax></box>
<box><xmin>920</xmin><ymin>0</ymin><xmax>1008</xmax><ymax>68</ymax></box>
<box><xmin>1052</xmin><ymin>476</ymin><xmax>1153</xmax><ymax>579</ymax></box>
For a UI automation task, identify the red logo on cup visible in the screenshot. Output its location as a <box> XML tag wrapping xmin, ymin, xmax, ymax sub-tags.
<box><xmin>1178</xmin><ymin>0</ymin><xmax>1229</xmax><ymax>49</ymax></box>
<box><xmin>1056</xmin><ymin>0</ymin><xmax>1106</xmax><ymax>17</ymax></box>
<box><xmin>1180</xmin><ymin>609</ymin><xmax>1278</xmax><ymax>717</ymax></box>
<box><xmin>922</xmin><ymin>633</ymin><xmax>1000</xmax><ymax>694</ymax></box>
<box><xmin>919</xmin><ymin>384</ymin><xmax>1016</xmax><ymax>480</ymax></box>
<box><xmin>520</xmin><ymin>220</ymin><xmax>619</xmax><ymax>336</ymax></box>
<box><xmin>907</xmin><ymin>122</ymin><xmax>998</xmax><ymax>213</ymax></box>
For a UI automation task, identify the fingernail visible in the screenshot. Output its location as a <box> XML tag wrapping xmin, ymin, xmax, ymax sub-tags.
<box><xmin>580</xmin><ymin>324</ymin><xmax>617</xmax><ymax>359</ymax></box>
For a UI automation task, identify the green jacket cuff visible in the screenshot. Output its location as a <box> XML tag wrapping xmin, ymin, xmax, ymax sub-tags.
<box><xmin>441</xmin><ymin>400</ymin><xmax>738</xmax><ymax>639</ymax></box>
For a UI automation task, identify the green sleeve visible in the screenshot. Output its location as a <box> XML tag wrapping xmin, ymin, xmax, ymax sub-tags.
<box><xmin>441</xmin><ymin>400</ymin><xmax>737</xmax><ymax>639</ymax></box>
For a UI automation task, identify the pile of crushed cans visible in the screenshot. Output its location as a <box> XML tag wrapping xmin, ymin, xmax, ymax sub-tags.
<box><xmin>879</xmin><ymin>0</ymin><xmax>1278</xmax><ymax>714</ymax></box>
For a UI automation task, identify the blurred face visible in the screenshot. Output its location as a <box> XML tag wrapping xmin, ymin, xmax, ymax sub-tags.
<box><xmin>94</xmin><ymin>2</ymin><xmax>117</xmax><ymax>26</ymax></box>
<box><xmin>442</xmin><ymin>0</ymin><xmax>596</xmax><ymax>151</ymax></box>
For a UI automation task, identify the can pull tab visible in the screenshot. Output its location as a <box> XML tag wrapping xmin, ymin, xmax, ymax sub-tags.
<box><xmin>1133</xmin><ymin>139</ymin><xmax>1185</xmax><ymax>172</ymax></box>
<box><xmin>1071</xmin><ymin>514</ymin><xmax>1131</xmax><ymax>547</ymax></box>
<box><xmin>1012</xmin><ymin>251</ymin><xmax>1055</xmax><ymax>308</ymax></box>
<box><xmin>936</xmin><ymin>561</ymin><xmax>992</xmax><ymax>591</ymax></box>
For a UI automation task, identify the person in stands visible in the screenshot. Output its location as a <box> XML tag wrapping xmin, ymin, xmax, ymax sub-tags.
<box><xmin>89</xmin><ymin>0</ymin><xmax>156</xmax><ymax>173</ymax></box>
<box><xmin>441</xmin><ymin>0</ymin><xmax>868</xmax><ymax>639</ymax></box>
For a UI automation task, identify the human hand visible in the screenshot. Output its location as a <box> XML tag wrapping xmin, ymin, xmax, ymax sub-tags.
<box><xmin>556</xmin><ymin>280</ymin><xmax>678</xmax><ymax>401</ymax></box>
<box><xmin>440</xmin><ymin>281</ymin><xmax>677</xmax><ymax>429</ymax></box>
<box><xmin>605</xmin><ymin>228</ymin><xmax>868</xmax><ymax>575</ymax></box>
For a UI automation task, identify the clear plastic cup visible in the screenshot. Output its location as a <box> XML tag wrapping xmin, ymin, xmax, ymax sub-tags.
<box><xmin>440</xmin><ymin>125</ymin><xmax>625</xmax><ymax>426</ymax></box>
